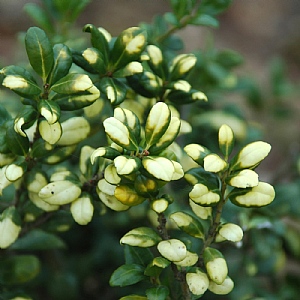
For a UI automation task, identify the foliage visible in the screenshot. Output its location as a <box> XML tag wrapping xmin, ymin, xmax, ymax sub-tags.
<box><xmin>0</xmin><ymin>0</ymin><xmax>299</xmax><ymax>299</ymax></box>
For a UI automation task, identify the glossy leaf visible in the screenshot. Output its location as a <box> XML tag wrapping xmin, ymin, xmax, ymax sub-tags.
<box><xmin>2</xmin><ymin>75</ymin><xmax>41</xmax><ymax>98</ymax></box>
<box><xmin>115</xmin><ymin>185</ymin><xmax>145</xmax><ymax>206</ymax></box>
<box><xmin>186</xmin><ymin>270</ymin><xmax>209</xmax><ymax>296</ymax></box>
<box><xmin>39</xmin><ymin>120</ymin><xmax>62</xmax><ymax>145</ymax></box>
<box><xmin>203</xmin><ymin>247</ymin><xmax>228</xmax><ymax>284</ymax></box>
<box><xmin>145</xmin><ymin>102</ymin><xmax>171</xmax><ymax>148</ymax></box>
<box><xmin>38</xmin><ymin>180</ymin><xmax>81</xmax><ymax>205</ymax></box>
<box><xmin>0</xmin><ymin>207</ymin><xmax>21</xmax><ymax>249</ymax></box>
<box><xmin>144</xmin><ymin>257</ymin><xmax>170</xmax><ymax>277</ymax></box>
<box><xmin>70</xmin><ymin>194</ymin><xmax>94</xmax><ymax>225</ymax></box>
<box><xmin>6</xmin><ymin>123</ymin><xmax>30</xmax><ymax>156</ymax></box>
<box><xmin>114</xmin><ymin>155</ymin><xmax>141</xmax><ymax>175</ymax></box>
<box><xmin>170</xmin><ymin>211</ymin><xmax>204</xmax><ymax>239</ymax></box>
<box><xmin>208</xmin><ymin>276</ymin><xmax>234</xmax><ymax>295</ymax></box>
<box><xmin>83</xmin><ymin>24</ymin><xmax>110</xmax><ymax>62</ymax></box>
<box><xmin>189</xmin><ymin>183</ymin><xmax>221</xmax><ymax>206</ymax></box>
<box><xmin>184</xmin><ymin>144</ymin><xmax>210</xmax><ymax>166</ymax></box>
<box><xmin>25</xmin><ymin>27</ymin><xmax>53</xmax><ymax>81</ymax></box>
<box><xmin>124</xmin><ymin>245</ymin><xmax>154</xmax><ymax>266</ymax></box>
<box><xmin>203</xmin><ymin>153</ymin><xmax>227</xmax><ymax>173</ymax></box>
<box><xmin>100</xmin><ymin>77</ymin><xmax>127</xmax><ymax>106</ymax></box>
<box><xmin>121</xmin><ymin>227</ymin><xmax>161</xmax><ymax>248</ymax></box>
<box><xmin>230</xmin><ymin>141</ymin><xmax>271</xmax><ymax>170</ymax></box>
<box><xmin>218</xmin><ymin>124</ymin><xmax>234</xmax><ymax>157</ymax></box>
<box><xmin>157</xmin><ymin>239</ymin><xmax>187</xmax><ymax>262</ymax></box>
<box><xmin>110</xmin><ymin>27</ymin><xmax>147</xmax><ymax>70</ymax></box>
<box><xmin>38</xmin><ymin>99</ymin><xmax>61</xmax><ymax>124</ymax></box>
<box><xmin>103</xmin><ymin>117</ymin><xmax>138</xmax><ymax>151</ymax></box>
<box><xmin>149</xmin><ymin>116</ymin><xmax>181</xmax><ymax>154</ymax></box>
<box><xmin>229</xmin><ymin>182</ymin><xmax>275</xmax><ymax>207</ymax></box>
<box><xmin>82</xmin><ymin>47</ymin><xmax>106</xmax><ymax>74</ymax></box>
<box><xmin>114</xmin><ymin>107</ymin><xmax>141</xmax><ymax>144</ymax></box>
<box><xmin>14</xmin><ymin>106</ymin><xmax>38</xmax><ymax>137</ymax></box>
<box><xmin>142</xmin><ymin>156</ymin><xmax>175</xmax><ymax>181</ymax></box>
<box><xmin>47</xmin><ymin>44</ymin><xmax>72</xmax><ymax>85</ymax></box>
<box><xmin>56</xmin><ymin>117</ymin><xmax>90</xmax><ymax>146</ymax></box>
<box><xmin>109</xmin><ymin>264</ymin><xmax>146</xmax><ymax>287</ymax></box>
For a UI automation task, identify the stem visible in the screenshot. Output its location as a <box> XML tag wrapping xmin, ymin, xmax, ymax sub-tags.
<box><xmin>155</xmin><ymin>0</ymin><xmax>202</xmax><ymax>44</ymax></box>
<box><xmin>157</xmin><ymin>212</ymin><xmax>192</xmax><ymax>300</ymax></box>
<box><xmin>199</xmin><ymin>171</ymin><xmax>229</xmax><ymax>262</ymax></box>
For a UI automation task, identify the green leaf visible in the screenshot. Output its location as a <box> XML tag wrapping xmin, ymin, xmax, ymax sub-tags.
<box><xmin>124</xmin><ymin>245</ymin><xmax>154</xmax><ymax>266</ymax></box>
<box><xmin>126</xmin><ymin>72</ymin><xmax>163</xmax><ymax>98</ymax></box>
<box><xmin>115</xmin><ymin>184</ymin><xmax>146</xmax><ymax>206</ymax></box>
<box><xmin>47</xmin><ymin>44</ymin><xmax>72</xmax><ymax>85</ymax></box>
<box><xmin>184</xmin><ymin>167</ymin><xmax>219</xmax><ymax>186</ymax></box>
<box><xmin>110</xmin><ymin>27</ymin><xmax>147</xmax><ymax>70</ymax></box>
<box><xmin>71</xmin><ymin>49</ymin><xmax>99</xmax><ymax>74</ymax></box>
<box><xmin>100</xmin><ymin>77</ymin><xmax>127</xmax><ymax>106</ymax></box>
<box><xmin>146</xmin><ymin>286</ymin><xmax>169</xmax><ymax>300</ymax></box>
<box><xmin>198</xmin><ymin>0</ymin><xmax>233</xmax><ymax>16</ymax></box>
<box><xmin>121</xmin><ymin>227</ymin><xmax>162</xmax><ymax>247</ymax></box>
<box><xmin>83</xmin><ymin>24</ymin><xmax>110</xmax><ymax>62</ymax></box>
<box><xmin>5</xmin><ymin>122</ymin><xmax>30</xmax><ymax>156</ymax></box>
<box><xmin>191</xmin><ymin>14</ymin><xmax>219</xmax><ymax>27</ymax></box>
<box><xmin>167</xmin><ymin>89</ymin><xmax>208</xmax><ymax>105</ymax></box>
<box><xmin>103</xmin><ymin>117</ymin><xmax>138</xmax><ymax>151</ymax></box>
<box><xmin>170</xmin><ymin>212</ymin><xmax>204</xmax><ymax>239</ymax></box>
<box><xmin>142</xmin><ymin>156</ymin><xmax>176</xmax><ymax>182</ymax></box>
<box><xmin>2</xmin><ymin>74</ymin><xmax>41</xmax><ymax>98</ymax></box>
<box><xmin>82</xmin><ymin>47</ymin><xmax>106</xmax><ymax>74</ymax></box>
<box><xmin>114</xmin><ymin>107</ymin><xmax>141</xmax><ymax>143</ymax></box>
<box><xmin>51</xmin><ymin>73</ymin><xmax>93</xmax><ymax>94</ymax></box>
<box><xmin>230</xmin><ymin>141</ymin><xmax>271</xmax><ymax>171</ymax></box>
<box><xmin>148</xmin><ymin>116</ymin><xmax>181</xmax><ymax>154</ymax></box>
<box><xmin>0</xmin><ymin>255</ymin><xmax>40</xmax><ymax>285</ymax></box>
<box><xmin>25</xmin><ymin>27</ymin><xmax>54</xmax><ymax>81</ymax></box>
<box><xmin>10</xmin><ymin>229</ymin><xmax>66</xmax><ymax>250</ymax></box>
<box><xmin>144</xmin><ymin>257</ymin><xmax>170</xmax><ymax>277</ymax></box>
<box><xmin>1</xmin><ymin>65</ymin><xmax>38</xmax><ymax>84</ymax></box>
<box><xmin>229</xmin><ymin>182</ymin><xmax>275</xmax><ymax>207</ymax></box>
<box><xmin>13</xmin><ymin>106</ymin><xmax>37</xmax><ymax>137</ymax></box>
<box><xmin>24</xmin><ymin>3</ymin><xmax>54</xmax><ymax>34</ymax></box>
<box><xmin>38</xmin><ymin>99</ymin><xmax>60</xmax><ymax>124</ymax></box>
<box><xmin>109</xmin><ymin>264</ymin><xmax>146</xmax><ymax>287</ymax></box>
<box><xmin>145</xmin><ymin>102</ymin><xmax>171</xmax><ymax>149</ymax></box>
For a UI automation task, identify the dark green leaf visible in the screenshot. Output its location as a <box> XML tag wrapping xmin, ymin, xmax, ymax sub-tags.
<box><xmin>124</xmin><ymin>245</ymin><xmax>154</xmax><ymax>266</ymax></box>
<box><xmin>198</xmin><ymin>0</ymin><xmax>233</xmax><ymax>16</ymax></box>
<box><xmin>170</xmin><ymin>212</ymin><xmax>205</xmax><ymax>239</ymax></box>
<box><xmin>100</xmin><ymin>77</ymin><xmax>127</xmax><ymax>106</ymax></box>
<box><xmin>5</xmin><ymin>122</ymin><xmax>30</xmax><ymax>156</ymax></box>
<box><xmin>191</xmin><ymin>14</ymin><xmax>219</xmax><ymax>28</ymax></box>
<box><xmin>25</xmin><ymin>27</ymin><xmax>54</xmax><ymax>81</ymax></box>
<box><xmin>47</xmin><ymin>44</ymin><xmax>72</xmax><ymax>85</ymax></box>
<box><xmin>24</xmin><ymin>3</ymin><xmax>54</xmax><ymax>33</ymax></box>
<box><xmin>0</xmin><ymin>104</ymin><xmax>11</xmax><ymax>126</ymax></box>
<box><xmin>71</xmin><ymin>49</ymin><xmax>99</xmax><ymax>74</ymax></box>
<box><xmin>83</xmin><ymin>24</ymin><xmax>110</xmax><ymax>62</ymax></box>
<box><xmin>144</xmin><ymin>257</ymin><xmax>170</xmax><ymax>277</ymax></box>
<box><xmin>10</xmin><ymin>229</ymin><xmax>66</xmax><ymax>250</ymax></box>
<box><xmin>109</xmin><ymin>264</ymin><xmax>146</xmax><ymax>287</ymax></box>
<box><xmin>110</xmin><ymin>27</ymin><xmax>147</xmax><ymax>70</ymax></box>
<box><xmin>146</xmin><ymin>286</ymin><xmax>169</xmax><ymax>300</ymax></box>
<box><xmin>0</xmin><ymin>255</ymin><xmax>40</xmax><ymax>285</ymax></box>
